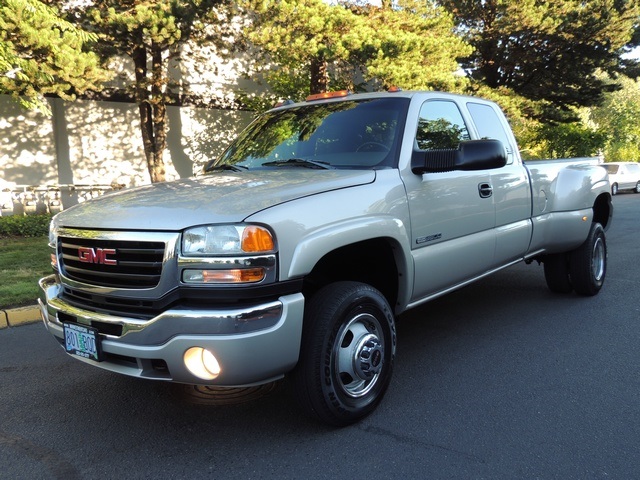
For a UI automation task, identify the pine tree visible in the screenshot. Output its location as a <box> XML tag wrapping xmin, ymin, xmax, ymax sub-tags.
<box><xmin>74</xmin><ymin>0</ymin><xmax>227</xmax><ymax>183</ymax></box>
<box><xmin>349</xmin><ymin>0</ymin><xmax>472</xmax><ymax>92</ymax></box>
<box><xmin>0</xmin><ymin>0</ymin><xmax>110</xmax><ymax>114</ymax></box>
<box><xmin>439</xmin><ymin>0</ymin><xmax>640</xmax><ymax>122</ymax></box>
<box><xmin>242</xmin><ymin>0</ymin><xmax>367</xmax><ymax>98</ymax></box>
<box><xmin>241</xmin><ymin>0</ymin><xmax>471</xmax><ymax>101</ymax></box>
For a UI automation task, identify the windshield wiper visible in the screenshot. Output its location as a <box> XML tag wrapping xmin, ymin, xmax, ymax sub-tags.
<box><xmin>206</xmin><ymin>164</ymin><xmax>249</xmax><ymax>173</ymax></box>
<box><xmin>261</xmin><ymin>158</ymin><xmax>332</xmax><ymax>169</ymax></box>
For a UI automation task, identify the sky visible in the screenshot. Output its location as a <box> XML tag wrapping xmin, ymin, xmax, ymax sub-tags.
<box><xmin>624</xmin><ymin>46</ymin><xmax>640</xmax><ymax>60</ymax></box>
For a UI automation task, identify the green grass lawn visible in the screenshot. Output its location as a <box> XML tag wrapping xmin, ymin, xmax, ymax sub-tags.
<box><xmin>0</xmin><ymin>236</ymin><xmax>52</xmax><ymax>309</ymax></box>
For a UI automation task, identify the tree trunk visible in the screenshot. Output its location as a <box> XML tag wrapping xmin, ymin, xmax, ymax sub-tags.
<box><xmin>132</xmin><ymin>41</ymin><xmax>166</xmax><ymax>183</ymax></box>
<box><xmin>150</xmin><ymin>43</ymin><xmax>167</xmax><ymax>183</ymax></box>
<box><xmin>310</xmin><ymin>55</ymin><xmax>329</xmax><ymax>94</ymax></box>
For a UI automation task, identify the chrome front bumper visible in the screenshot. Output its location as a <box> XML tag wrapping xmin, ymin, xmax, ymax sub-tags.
<box><xmin>38</xmin><ymin>275</ymin><xmax>305</xmax><ymax>386</ymax></box>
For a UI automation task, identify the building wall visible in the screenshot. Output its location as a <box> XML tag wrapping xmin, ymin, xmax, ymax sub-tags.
<box><xmin>0</xmin><ymin>94</ymin><xmax>254</xmax><ymax>212</ymax></box>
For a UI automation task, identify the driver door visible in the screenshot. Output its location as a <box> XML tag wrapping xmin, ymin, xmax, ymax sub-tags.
<box><xmin>404</xmin><ymin>100</ymin><xmax>496</xmax><ymax>301</ymax></box>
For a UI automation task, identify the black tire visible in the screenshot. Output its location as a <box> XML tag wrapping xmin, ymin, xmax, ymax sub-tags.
<box><xmin>611</xmin><ymin>183</ymin><xmax>618</xmax><ymax>195</ymax></box>
<box><xmin>543</xmin><ymin>253</ymin><xmax>573</xmax><ymax>293</ymax></box>
<box><xmin>569</xmin><ymin>222</ymin><xmax>607</xmax><ymax>296</ymax></box>
<box><xmin>634</xmin><ymin>182</ymin><xmax>640</xmax><ymax>194</ymax></box>
<box><xmin>293</xmin><ymin>281</ymin><xmax>396</xmax><ymax>426</ymax></box>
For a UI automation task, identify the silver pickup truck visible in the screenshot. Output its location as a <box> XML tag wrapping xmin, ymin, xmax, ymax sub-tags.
<box><xmin>39</xmin><ymin>91</ymin><xmax>612</xmax><ymax>426</ymax></box>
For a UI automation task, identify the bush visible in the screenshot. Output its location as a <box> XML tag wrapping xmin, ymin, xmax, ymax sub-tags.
<box><xmin>0</xmin><ymin>214</ymin><xmax>52</xmax><ymax>238</ymax></box>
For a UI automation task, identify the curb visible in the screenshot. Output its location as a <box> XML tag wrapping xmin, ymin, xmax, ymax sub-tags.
<box><xmin>0</xmin><ymin>305</ymin><xmax>41</xmax><ymax>329</ymax></box>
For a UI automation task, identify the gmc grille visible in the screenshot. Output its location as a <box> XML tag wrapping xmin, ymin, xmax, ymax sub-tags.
<box><xmin>59</xmin><ymin>236</ymin><xmax>165</xmax><ymax>288</ymax></box>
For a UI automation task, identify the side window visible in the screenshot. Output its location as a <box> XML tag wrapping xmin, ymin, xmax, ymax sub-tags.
<box><xmin>415</xmin><ymin>101</ymin><xmax>470</xmax><ymax>150</ymax></box>
<box><xmin>467</xmin><ymin>102</ymin><xmax>514</xmax><ymax>164</ymax></box>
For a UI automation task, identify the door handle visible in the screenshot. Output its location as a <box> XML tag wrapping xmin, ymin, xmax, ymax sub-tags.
<box><xmin>478</xmin><ymin>183</ymin><xmax>493</xmax><ymax>198</ymax></box>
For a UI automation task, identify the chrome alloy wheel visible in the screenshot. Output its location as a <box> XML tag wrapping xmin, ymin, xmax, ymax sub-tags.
<box><xmin>569</xmin><ymin>222</ymin><xmax>607</xmax><ymax>296</ymax></box>
<box><xmin>591</xmin><ymin>236</ymin><xmax>606</xmax><ymax>282</ymax></box>
<box><xmin>334</xmin><ymin>313</ymin><xmax>385</xmax><ymax>398</ymax></box>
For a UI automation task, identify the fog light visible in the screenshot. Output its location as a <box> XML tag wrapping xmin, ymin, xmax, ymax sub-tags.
<box><xmin>184</xmin><ymin>347</ymin><xmax>221</xmax><ymax>380</ymax></box>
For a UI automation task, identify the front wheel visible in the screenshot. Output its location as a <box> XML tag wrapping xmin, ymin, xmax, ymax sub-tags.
<box><xmin>635</xmin><ymin>182</ymin><xmax>640</xmax><ymax>194</ymax></box>
<box><xmin>569</xmin><ymin>222</ymin><xmax>607</xmax><ymax>296</ymax></box>
<box><xmin>293</xmin><ymin>281</ymin><xmax>396</xmax><ymax>426</ymax></box>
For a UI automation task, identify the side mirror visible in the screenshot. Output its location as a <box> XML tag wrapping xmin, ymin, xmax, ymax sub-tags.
<box><xmin>411</xmin><ymin>139</ymin><xmax>507</xmax><ymax>174</ymax></box>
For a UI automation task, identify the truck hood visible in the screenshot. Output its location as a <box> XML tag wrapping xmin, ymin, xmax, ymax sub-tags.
<box><xmin>55</xmin><ymin>170</ymin><xmax>376</xmax><ymax>230</ymax></box>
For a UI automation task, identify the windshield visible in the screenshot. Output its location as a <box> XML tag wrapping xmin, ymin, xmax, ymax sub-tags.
<box><xmin>205</xmin><ymin>97</ymin><xmax>409</xmax><ymax>172</ymax></box>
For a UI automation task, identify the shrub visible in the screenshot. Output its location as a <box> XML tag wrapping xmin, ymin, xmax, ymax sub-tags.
<box><xmin>0</xmin><ymin>214</ymin><xmax>52</xmax><ymax>238</ymax></box>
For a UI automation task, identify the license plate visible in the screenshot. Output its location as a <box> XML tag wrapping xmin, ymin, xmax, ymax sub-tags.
<box><xmin>63</xmin><ymin>323</ymin><xmax>102</xmax><ymax>362</ymax></box>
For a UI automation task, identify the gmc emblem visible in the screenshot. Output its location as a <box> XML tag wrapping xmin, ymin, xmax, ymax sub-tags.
<box><xmin>78</xmin><ymin>247</ymin><xmax>117</xmax><ymax>265</ymax></box>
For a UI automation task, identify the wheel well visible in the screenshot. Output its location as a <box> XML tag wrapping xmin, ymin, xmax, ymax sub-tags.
<box><xmin>593</xmin><ymin>193</ymin><xmax>612</xmax><ymax>231</ymax></box>
<box><xmin>302</xmin><ymin>238</ymin><xmax>400</xmax><ymax>308</ymax></box>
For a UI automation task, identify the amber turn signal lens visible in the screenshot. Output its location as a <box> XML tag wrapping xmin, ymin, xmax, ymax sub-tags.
<box><xmin>203</xmin><ymin>268</ymin><xmax>265</xmax><ymax>283</ymax></box>
<box><xmin>183</xmin><ymin>268</ymin><xmax>266</xmax><ymax>284</ymax></box>
<box><xmin>241</xmin><ymin>226</ymin><xmax>274</xmax><ymax>252</ymax></box>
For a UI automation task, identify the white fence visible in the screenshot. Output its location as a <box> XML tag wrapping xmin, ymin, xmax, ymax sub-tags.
<box><xmin>0</xmin><ymin>183</ymin><xmax>125</xmax><ymax>216</ymax></box>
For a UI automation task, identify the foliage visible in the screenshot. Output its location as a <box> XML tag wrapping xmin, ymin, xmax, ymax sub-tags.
<box><xmin>241</xmin><ymin>0</ymin><xmax>369</xmax><ymax>99</ymax></box>
<box><xmin>529</xmin><ymin>122</ymin><xmax>607</xmax><ymax>159</ymax></box>
<box><xmin>0</xmin><ymin>0</ymin><xmax>111</xmax><ymax>114</ymax></box>
<box><xmin>440</xmin><ymin>0</ymin><xmax>640</xmax><ymax>123</ymax></box>
<box><xmin>620</xmin><ymin>21</ymin><xmax>640</xmax><ymax>78</ymax></box>
<box><xmin>0</xmin><ymin>213</ymin><xmax>52</xmax><ymax>238</ymax></box>
<box><xmin>0</xmin><ymin>235</ymin><xmax>50</xmax><ymax>308</ymax></box>
<box><xmin>350</xmin><ymin>0</ymin><xmax>471</xmax><ymax>92</ymax></box>
<box><xmin>240</xmin><ymin>0</ymin><xmax>471</xmax><ymax>102</ymax></box>
<box><xmin>588</xmin><ymin>75</ymin><xmax>640</xmax><ymax>161</ymax></box>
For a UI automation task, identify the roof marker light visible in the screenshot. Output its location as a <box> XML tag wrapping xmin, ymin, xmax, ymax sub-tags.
<box><xmin>274</xmin><ymin>99</ymin><xmax>295</xmax><ymax>108</ymax></box>
<box><xmin>306</xmin><ymin>90</ymin><xmax>350</xmax><ymax>102</ymax></box>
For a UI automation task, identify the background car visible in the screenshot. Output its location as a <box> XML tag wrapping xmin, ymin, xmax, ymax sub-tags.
<box><xmin>601</xmin><ymin>162</ymin><xmax>640</xmax><ymax>195</ymax></box>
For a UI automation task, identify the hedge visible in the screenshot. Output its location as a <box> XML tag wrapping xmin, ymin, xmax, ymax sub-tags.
<box><xmin>0</xmin><ymin>214</ymin><xmax>53</xmax><ymax>238</ymax></box>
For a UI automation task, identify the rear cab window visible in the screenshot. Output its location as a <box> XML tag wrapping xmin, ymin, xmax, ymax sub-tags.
<box><xmin>466</xmin><ymin>102</ymin><xmax>515</xmax><ymax>164</ymax></box>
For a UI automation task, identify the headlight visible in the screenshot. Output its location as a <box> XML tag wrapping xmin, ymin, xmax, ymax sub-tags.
<box><xmin>48</xmin><ymin>219</ymin><xmax>57</xmax><ymax>248</ymax></box>
<box><xmin>180</xmin><ymin>224</ymin><xmax>276</xmax><ymax>285</ymax></box>
<box><xmin>49</xmin><ymin>219</ymin><xmax>58</xmax><ymax>270</ymax></box>
<box><xmin>182</xmin><ymin>224</ymin><xmax>275</xmax><ymax>255</ymax></box>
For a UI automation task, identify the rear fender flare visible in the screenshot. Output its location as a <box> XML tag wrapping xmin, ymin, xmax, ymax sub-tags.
<box><xmin>551</xmin><ymin>164</ymin><xmax>610</xmax><ymax>213</ymax></box>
